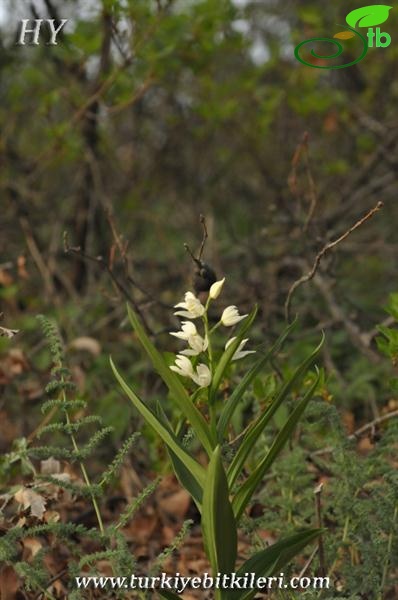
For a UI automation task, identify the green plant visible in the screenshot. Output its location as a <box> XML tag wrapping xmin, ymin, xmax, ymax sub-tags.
<box><xmin>112</xmin><ymin>277</ymin><xmax>324</xmax><ymax>599</ymax></box>
<box><xmin>249</xmin><ymin>294</ymin><xmax>398</xmax><ymax>599</ymax></box>
<box><xmin>0</xmin><ymin>316</ymin><xmax>187</xmax><ymax>599</ymax></box>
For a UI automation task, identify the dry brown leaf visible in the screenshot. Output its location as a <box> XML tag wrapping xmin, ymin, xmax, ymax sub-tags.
<box><xmin>120</xmin><ymin>464</ymin><xmax>142</xmax><ymax>501</ymax></box>
<box><xmin>45</xmin><ymin>472</ymin><xmax>73</xmax><ymax>502</ymax></box>
<box><xmin>333</xmin><ymin>31</ymin><xmax>356</xmax><ymax>39</ymax></box>
<box><xmin>124</xmin><ymin>510</ymin><xmax>159</xmax><ymax>544</ymax></box>
<box><xmin>158</xmin><ymin>489</ymin><xmax>191</xmax><ymax>520</ymax></box>
<box><xmin>22</xmin><ymin>537</ymin><xmax>43</xmax><ymax>560</ymax></box>
<box><xmin>43</xmin><ymin>510</ymin><xmax>61</xmax><ymax>523</ymax></box>
<box><xmin>7</xmin><ymin>349</ymin><xmax>29</xmax><ymax>375</ymax></box>
<box><xmin>0</xmin><ymin>411</ymin><xmax>19</xmax><ymax>446</ymax></box>
<box><xmin>17</xmin><ymin>255</ymin><xmax>29</xmax><ymax>279</ymax></box>
<box><xmin>0</xmin><ymin>565</ymin><xmax>20</xmax><ymax>600</ymax></box>
<box><xmin>342</xmin><ymin>410</ymin><xmax>355</xmax><ymax>434</ymax></box>
<box><xmin>41</xmin><ymin>457</ymin><xmax>61</xmax><ymax>475</ymax></box>
<box><xmin>69</xmin><ymin>336</ymin><xmax>101</xmax><ymax>356</ymax></box>
<box><xmin>0</xmin><ymin>270</ymin><xmax>13</xmax><ymax>286</ymax></box>
<box><xmin>358</xmin><ymin>437</ymin><xmax>374</xmax><ymax>453</ymax></box>
<box><xmin>0</xmin><ymin>326</ymin><xmax>19</xmax><ymax>338</ymax></box>
<box><xmin>14</xmin><ymin>486</ymin><xmax>47</xmax><ymax>519</ymax></box>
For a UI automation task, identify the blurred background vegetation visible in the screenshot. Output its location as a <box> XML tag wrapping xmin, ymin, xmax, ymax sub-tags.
<box><xmin>1</xmin><ymin>0</ymin><xmax>397</xmax><ymax>434</ymax></box>
<box><xmin>1</xmin><ymin>1</ymin><xmax>398</xmax><ymax>596</ymax></box>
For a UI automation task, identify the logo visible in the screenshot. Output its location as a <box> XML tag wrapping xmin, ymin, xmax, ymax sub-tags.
<box><xmin>295</xmin><ymin>5</ymin><xmax>392</xmax><ymax>69</ymax></box>
<box><xmin>17</xmin><ymin>19</ymin><xmax>68</xmax><ymax>46</ymax></box>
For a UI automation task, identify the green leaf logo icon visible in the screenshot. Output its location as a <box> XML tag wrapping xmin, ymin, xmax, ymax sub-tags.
<box><xmin>346</xmin><ymin>5</ymin><xmax>392</xmax><ymax>28</ymax></box>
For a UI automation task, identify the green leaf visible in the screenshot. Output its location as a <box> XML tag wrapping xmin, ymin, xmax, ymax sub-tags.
<box><xmin>217</xmin><ymin>319</ymin><xmax>297</xmax><ymax>441</ymax></box>
<box><xmin>127</xmin><ymin>304</ymin><xmax>215</xmax><ymax>455</ymax></box>
<box><xmin>201</xmin><ymin>446</ymin><xmax>237</xmax><ymax>574</ymax></box>
<box><xmin>111</xmin><ymin>358</ymin><xmax>206</xmax><ymax>491</ymax></box>
<box><xmin>229</xmin><ymin>529</ymin><xmax>323</xmax><ymax>600</ymax></box>
<box><xmin>346</xmin><ymin>5</ymin><xmax>392</xmax><ymax>28</ymax></box>
<box><xmin>386</xmin><ymin>292</ymin><xmax>398</xmax><ymax>321</ymax></box>
<box><xmin>232</xmin><ymin>372</ymin><xmax>320</xmax><ymax>520</ymax></box>
<box><xmin>209</xmin><ymin>306</ymin><xmax>258</xmax><ymax>403</ymax></box>
<box><xmin>227</xmin><ymin>334</ymin><xmax>324</xmax><ymax>490</ymax></box>
<box><xmin>156</xmin><ymin>401</ymin><xmax>203</xmax><ymax>508</ymax></box>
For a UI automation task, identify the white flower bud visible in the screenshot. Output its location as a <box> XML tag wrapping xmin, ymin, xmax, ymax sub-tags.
<box><xmin>209</xmin><ymin>277</ymin><xmax>225</xmax><ymax>300</ymax></box>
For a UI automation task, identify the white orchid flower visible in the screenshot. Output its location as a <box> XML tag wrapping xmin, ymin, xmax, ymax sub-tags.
<box><xmin>209</xmin><ymin>277</ymin><xmax>225</xmax><ymax>300</ymax></box>
<box><xmin>221</xmin><ymin>305</ymin><xmax>248</xmax><ymax>327</ymax></box>
<box><xmin>180</xmin><ymin>334</ymin><xmax>208</xmax><ymax>356</ymax></box>
<box><xmin>191</xmin><ymin>363</ymin><xmax>212</xmax><ymax>388</ymax></box>
<box><xmin>170</xmin><ymin>321</ymin><xmax>198</xmax><ymax>341</ymax></box>
<box><xmin>225</xmin><ymin>337</ymin><xmax>255</xmax><ymax>361</ymax></box>
<box><xmin>170</xmin><ymin>355</ymin><xmax>211</xmax><ymax>388</ymax></box>
<box><xmin>174</xmin><ymin>291</ymin><xmax>205</xmax><ymax>319</ymax></box>
<box><xmin>170</xmin><ymin>355</ymin><xmax>194</xmax><ymax>378</ymax></box>
<box><xmin>170</xmin><ymin>322</ymin><xmax>208</xmax><ymax>356</ymax></box>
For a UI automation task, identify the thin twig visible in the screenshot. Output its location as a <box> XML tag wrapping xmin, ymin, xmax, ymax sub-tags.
<box><xmin>312</xmin><ymin>272</ymin><xmax>381</xmax><ymax>365</ymax></box>
<box><xmin>348</xmin><ymin>409</ymin><xmax>398</xmax><ymax>441</ymax></box>
<box><xmin>314</xmin><ymin>483</ymin><xmax>326</xmax><ymax>577</ymax></box>
<box><xmin>285</xmin><ymin>201</ymin><xmax>384</xmax><ymax>321</ymax></box>
<box><xmin>361</xmin><ymin>315</ymin><xmax>395</xmax><ymax>347</ymax></box>
<box><xmin>63</xmin><ymin>232</ymin><xmax>153</xmax><ymax>334</ymax></box>
<box><xmin>104</xmin><ymin>209</ymin><xmax>172</xmax><ymax>309</ymax></box>
<box><xmin>302</xmin><ymin>134</ymin><xmax>318</xmax><ymax>231</ymax></box>
<box><xmin>298</xmin><ymin>546</ymin><xmax>319</xmax><ymax>580</ymax></box>
<box><xmin>198</xmin><ymin>214</ymin><xmax>208</xmax><ymax>261</ymax></box>
<box><xmin>310</xmin><ymin>409</ymin><xmax>398</xmax><ymax>458</ymax></box>
<box><xmin>107</xmin><ymin>76</ymin><xmax>154</xmax><ymax>114</ymax></box>
<box><xmin>19</xmin><ymin>216</ymin><xmax>57</xmax><ymax>300</ymax></box>
<box><xmin>33</xmin><ymin>569</ymin><xmax>68</xmax><ymax>600</ymax></box>
<box><xmin>184</xmin><ymin>214</ymin><xmax>209</xmax><ymax>267</ymax></box>
<box><xmin>287</xmin><ymin>131</ymin><xmax>318</xmax><ymax>230</ymax></box>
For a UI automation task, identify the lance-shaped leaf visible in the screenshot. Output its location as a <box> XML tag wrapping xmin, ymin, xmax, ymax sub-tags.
<box><xmin>346</xmin><ymin>5</ymin><xmax>392</xmax><ymax>28</ymax></box>
<box><xmin>217</xmin><ymin>319</ymin><xmax>297</xmax><ymax>441</ymax></box>
<box><xmin>111</xmin><ymin>358</ymin><xmax>206</xmax><ymax>491</ymax></box>
<box><xmin>127</xmin><ymin>304</ymin><xmax>215</xmax><ymax>455</ymax></box>
<box><xmin>201</xmin><ymin>446</ymin><xmax>237</xmax><ymax>574</ymax></box>
<box><xmin>232</xmin><ymin>372</ymin><xmax>320</xmax><ymax>520</ymax></box>
<box><xmin>228</xmin><ymin>529</ymin><xmax>323</xmax><ymax>600</ymax></box>
<box><xmin>156</xmin><ymin>401</ymin><xmax>203</xmax><ymax>508</ymax></box>
<box><xmin>209</xmin><ymin>306</ymin><xmax>258</xmax><ymax>403</ymax></box>
<box><xmin>227</xmin><ymin>335</ymin><xmax>324</xmax><ymax>489</ymax></box>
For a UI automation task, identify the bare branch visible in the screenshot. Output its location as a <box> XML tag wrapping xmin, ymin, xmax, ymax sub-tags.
<box><xmin>285</xmin><ymin>201</ymin><xmax>384</xmax><ymax>321</ymax></box>
<box><xmin>288</xmin><ymin>132</ymin><xmax>318</xmax><ymax>230</ymax></box>
<box><xmin>314</xmin><ymin>483</ymin><xmax>326</xmax><ymax>578</ymax></box>
<box><xmin>198</xmin><ymin>214</ymin><xmax>208</xmax><ymax>261</ymax></box>
<box><xmin>310</xmin><ymin>410</ymin><xmax>398</xmax><ymax>458</ymax></box>
<box><xmin>63</xmin><ymin>232</ymin><xmax>153</xmax><ymax>334</ymax></box>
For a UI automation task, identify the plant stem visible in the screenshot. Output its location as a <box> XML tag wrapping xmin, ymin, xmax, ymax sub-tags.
<box><xmin>62</xmin><ymin>387</ymin><xmax>105</xmax><ymax>535</ymax></box>
<box><xmin>379</xmin><ymin>504</ymin><xmax>397</xmax><ymax>598</ymax></box>
<box><xmin>203</xmin><ymin>311</ymin><xmax>213</xmax><ymax>373</ymax></box>
<box><xmin>209</xmin><ymin>403</ymin><xmax>217</xmax><ymax>439</ymax></box>
<box><xmin>203</xmin><ymin>308</ymin><xmax>218</xmax><ymax>439</ymax></box>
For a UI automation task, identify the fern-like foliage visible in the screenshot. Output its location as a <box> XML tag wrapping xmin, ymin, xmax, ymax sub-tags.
<box><xmin>0</xmin><ymin>316</ymin><xmax>161</xmax><ymax>599</ymax></box>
